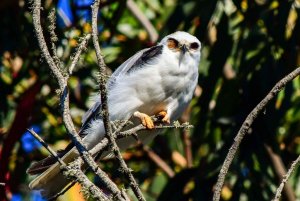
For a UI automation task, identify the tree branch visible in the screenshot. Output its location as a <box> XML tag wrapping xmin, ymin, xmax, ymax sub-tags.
<box><xmin>265</xmin><ymin>144</ymin><xmax>295</xmax><ymax>201</ymax></box>
<box><xmin>27</xmin><ymin>129</ymin><xmax>109</xmax><ymax>201</ymax></box>
<box><xmin>91</xmin><ymin>1</ymin><xmax>145</xmax><ymax>200</ymax></box>
<box><xmin>32</xmin><ymin>1</ymin><xmax>127</xmax><ymax>200</ymax></box>
<box><xmin>213</xmin><ymin>66</ymin><xmax>300</xmax><ymax>201</ymax></box>
<box><xmin>69</xmin><ymin>34</ymin><xmax>91</xmax><ymax>74</ymax></box>
<box><xmin>272</xmin><ymin>155</ymin><xmax>300</xmax><ymax>201</ymax></box>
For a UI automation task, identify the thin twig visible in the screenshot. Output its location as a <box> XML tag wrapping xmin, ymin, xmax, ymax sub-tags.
<box><xmin>0</xmin><ymin>183</ymin><xmax>5</xmax><ymax>186</ymax></box>
<box><xmin>27</xmin><ymin>129</ymin><xmax>108</xmax><ymax>201</ymax></box>
<box><xmin>92</xmin><ymin>1</ymin><xmax>145</xmax><ymax>200</ymax></box>
<box><xmin>69</xmin><ymin>34</ymin><xmax>91</xmax><ymax>74</ymax></box>
<box><xmin>272</xmin><ymin>156</ymin><xmax>300</xmax><ymax>201</ymax></box>
<box><xmin>27</xmin><ymin>129</ymin><xmax>66</xmax><ymax>166</ymax></box>
<box><xmin>265</xmin><ymin>144</ymin><xmax>295</xmax><ymax>201</ymax></box>
<box><xmin>213</xmin><ymin>66</ymin><xmax>300</xmax><ymax>201</ymax></box>
<box><xmin>48</xmin><ymin>8</ymin><xmax>62</xmax><ymax>69</ymax></box>
<box><xmin>32</xmin><ymin>0</ymin><xmax>66</xmax><ymax>87</ymax></box>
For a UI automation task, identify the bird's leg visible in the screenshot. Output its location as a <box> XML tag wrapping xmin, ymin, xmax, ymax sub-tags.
<box><xmin>134</xmin><ymin>111</ymin><xmax>154</xmax><ymax>129</ymax></box>
<box><xmin>157</xmin><ymin>111</ymin><xmax>170</xmax><ymax>124</ymax></box>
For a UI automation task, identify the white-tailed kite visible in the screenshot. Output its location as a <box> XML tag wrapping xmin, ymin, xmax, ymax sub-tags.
<box><xmin>27</xmin><ymin>31</ymin><xmax>201</xmax><ymax>198</ymax></box>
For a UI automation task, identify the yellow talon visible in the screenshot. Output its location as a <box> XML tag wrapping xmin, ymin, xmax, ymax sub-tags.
<box><xmin>134</xmin><ymin>111</ymin><xmax>155</xmax><ymax>129</ymax></box>
<box><xmin>157</xmin><ymin>111</ymin><xmax>170</xmax><ymax>124</ymax></box>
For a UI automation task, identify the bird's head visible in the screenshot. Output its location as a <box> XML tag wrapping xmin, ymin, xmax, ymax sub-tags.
<box><xmin>159</xmin><ymin>31</ymin><xmax>201</xmax><ymax>67</ymax></box>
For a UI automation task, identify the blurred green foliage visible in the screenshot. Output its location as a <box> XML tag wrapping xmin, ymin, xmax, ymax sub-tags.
<box><xmin>1</xmin><ymin>0</ymin><xmax>300</xmax><ymax>200</ymax></box>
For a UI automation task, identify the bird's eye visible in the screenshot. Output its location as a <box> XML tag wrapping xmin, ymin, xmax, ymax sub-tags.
<box><xmin>167</xmin><ymin>38</ymin><xmax>179</xmax><ymax>49</ymax></box>
<box><xmin>190</xmin><ymin>42</ymin><xmax>199</xmax><ymax>50</ymax></box>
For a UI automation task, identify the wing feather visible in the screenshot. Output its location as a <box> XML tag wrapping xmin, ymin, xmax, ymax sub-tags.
<box><xmin>81</xmin><ymin>45</ymin><xmax>163</xmax><ymax>133</ymax></box>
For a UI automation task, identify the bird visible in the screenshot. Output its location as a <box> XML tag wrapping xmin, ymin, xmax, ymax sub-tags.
<box><xmin>27</xmin><ymin>31</ymin><xmax>201</xmax><ymax>198</ymax></box>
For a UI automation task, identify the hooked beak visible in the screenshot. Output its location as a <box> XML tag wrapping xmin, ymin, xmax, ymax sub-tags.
<box><xmin>179</xmin><ymin>44</ymin><xmax>187</xmax><ymax>67</ymax></box>
<box><xmin>181</xmin><ymin>44</ymin><xmax>188</xmax><ymax>54</ymax></box>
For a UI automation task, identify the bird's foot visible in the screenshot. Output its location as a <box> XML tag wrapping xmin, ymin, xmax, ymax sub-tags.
<box><xmin>157</xmin><ymin>111</ymin><xmax>170</xmax><ymax>124</ymax></box>
<box><xmin>134</xmin><ymin>111</ymin><xmax>154</xmax><ymax>129</ymax></box>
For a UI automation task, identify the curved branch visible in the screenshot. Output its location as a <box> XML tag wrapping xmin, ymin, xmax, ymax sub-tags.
<box><xmin>213</xmin><ymin>66</ymin><xmax>300</xmax><ymax>201</ymax></box>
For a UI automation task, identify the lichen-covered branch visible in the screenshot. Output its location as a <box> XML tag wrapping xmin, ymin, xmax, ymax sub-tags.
<box><xmin>213</xmin><ymin>66</ymin><xmax>300</xmax><ymax>201</ymax></box>
<box><xmin>265</xmin><ymin>144</ymin><xmax>296</xmax><ymax>201</ymax></box>
<box><xmin>91</xmin><ymin>1</ymin><xmax>145</xmax><ymax>200</ymax></box>
<box><xmin>32</xmin><ymin>1</ymin><xmax>126</xmax><ymax>200</ymax></box>
<box><xmin>69</xmin><ymin>34</ymin><xmax>91</xmax><ymax>74</ymax></box>
<box><xmin>27</xmin><ymin>129</ymin><xmax>108</xmax><ymax>201</ymax></box>
<box><xmin>272</xmin><ymin>155</ymin><xmax>300</xmax><ymax>201</ymax></box>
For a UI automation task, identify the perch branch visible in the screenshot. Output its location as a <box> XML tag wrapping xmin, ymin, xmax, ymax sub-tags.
<box><xmin>272</xmin><ymin>155</ymin><xmax>300</xmax><ymax>201</ymax></box>
<box><xmin>92</xmin><ymin>1</ymin><xmax>145</xmax><ymax>200</ymax></box>
<box><xmin>213</xmin><ymin>66</ymin><xmax>300</xmax><ymax>201</ymax></box>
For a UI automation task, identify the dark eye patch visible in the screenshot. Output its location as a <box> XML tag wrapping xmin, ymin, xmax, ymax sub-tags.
<box><xmin>167</xmin><ymin>38</ymin><xmax>179</xmax><ymax>49</ymax></box>
<box><xmin>190</xmin><ymin>42</ymin><xmax>199</xmax><ymax>50</ymax></box>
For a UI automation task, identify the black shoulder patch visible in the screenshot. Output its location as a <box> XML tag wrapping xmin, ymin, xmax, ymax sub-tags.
<box><xmin>128</xmin><ymin>45</ymin><xmax>163</xmax><ymax>73</ymax></box>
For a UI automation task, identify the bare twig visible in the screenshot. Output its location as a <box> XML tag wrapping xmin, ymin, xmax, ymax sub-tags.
<box><xmin>89</xmin><ymin>120</ymin><xmax>190</xmax><ymax>157</ymax></box>
<box><xmin>48</xmin><ymin>8</ymin><xmax>62</xmax><ymax>69</ymax></box>
<box><xmin>32</xmin><ymin>1</ymin><xmax>126</xmax><ymax>200</ymax></box>
<box><xmin>69</xmin><ymin>34</ymin><xmax>91</xmax><ymax>74</ymax></box>
<box><xmin>0</xmin><ymin>183</ymin><xmax>5</xmax><ymax>186</ymax></box>
<box><xmin>143</xmin><ymin>145</ymin><xmax>175</xmax><ymax>178</ymax></box>
<box><xmin>213</xmin><ymin>66</ymin><xmax>300</xmax><ymax>201</ymax></box>
<box><xmin>27</xmin><ymin>129</ymin><xmax>66</xmax><ymax>166</ymax></box>
<box><xmin>27</xmin><ymin>129</ymin><xmax>109</xmax><ymax>201</ymax></box>
<box><xmin>272</xmin><ymin>154</ymin><xmax>300</xmax><ymax>201</ymax></box>
<box><xmin>92</xmin><ymin>1</ymin><xmax>145</xmax><ymax>200</ymax></box>
<box><xmin>32</xmin><ymin>0</ymin><xmax>66</xmax><ymax>87</ymax></box>
<box><xmin>126</xmin><ymin>0</ymin><xmax>158</xmax><ymax>42</ymax></box>
<box><xmin>265</xmin><ymin>144</ymin><xmax>295</xmax><ymax>201</ymax></box>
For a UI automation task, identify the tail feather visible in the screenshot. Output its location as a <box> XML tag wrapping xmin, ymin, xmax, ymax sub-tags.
<box><xmin>28</xmin><ymin>147</ymin><xmax>79</xmax><ymax>199</ymax></box>
<box><xmin>27</xmin><ymin>143</ymin><xmax>75</xmax><ymax>175</ymax></box>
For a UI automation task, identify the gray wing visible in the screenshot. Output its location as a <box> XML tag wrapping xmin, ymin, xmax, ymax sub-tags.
<box><xmin>81</xmin><ymin>100</ymin><xmax>101</xmax><ymax>126</ymax></box>
<box><xmin>108</xmin><ymin>45</ymin><xmax>163</xmax><ymax>88</ymax></box>
<box><xmin>107</xmin><ymin>48</ymin><xmax>148</xmax><ymax>89</ymax></box>
<box><xmin>81</xmin><ymin>45</ymin><xmax>163</xmax><ymax>127</ymax></box>
<box><xmin>81</xmin><ymin>48</ymin><xmax>149</xmax><ymax>127</ymax></box>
